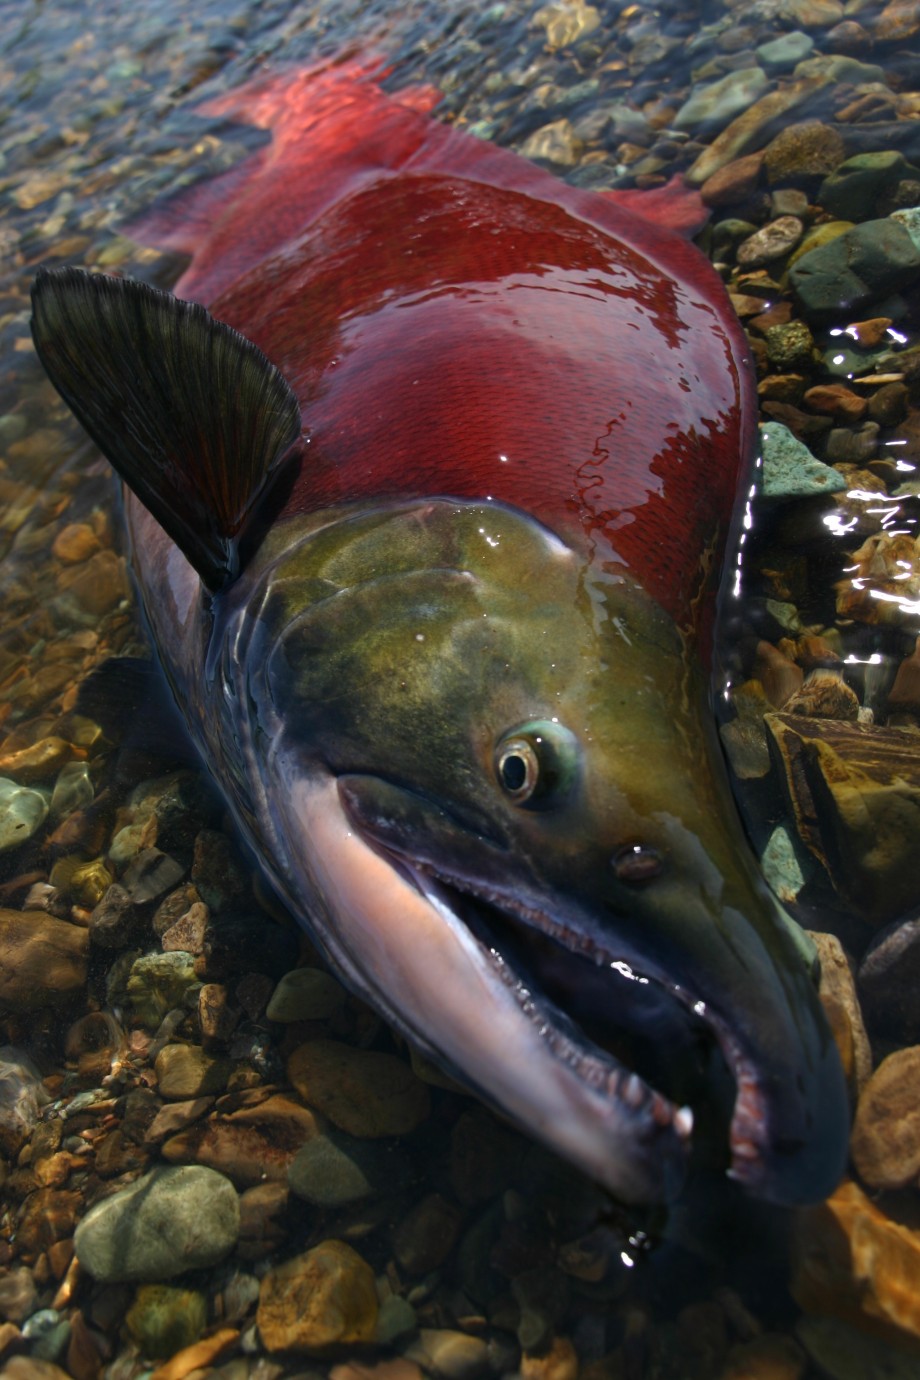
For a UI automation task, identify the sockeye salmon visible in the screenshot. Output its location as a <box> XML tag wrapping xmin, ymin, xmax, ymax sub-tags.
<box><xmin>30</xmin><ymin>55</ymin><xmax>849</xmax><ymax>1204</ymax></box>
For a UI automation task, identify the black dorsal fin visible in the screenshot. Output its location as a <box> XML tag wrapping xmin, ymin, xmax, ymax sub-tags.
<box><xmin>31</xmin><ymin>266</ymin><xmax>302</xmax><ymax>591</ymax></box>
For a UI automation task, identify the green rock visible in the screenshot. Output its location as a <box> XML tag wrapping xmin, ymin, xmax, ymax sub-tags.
<box><xmin>756</xmin><ymin>30</ymin><xmax>813</xmax><ymax>72</ymax></box>
<box><xmin>154</xmin><ymin>1043</ymin><xmax>231</xmax><ymax>1099</ymax></box>
<box><xmin>0</xmin><ymin>778</ymin><xmax>48</xmax><ymax>853</ymax></box>
<box><xmin>266</xmin><ymin>967</ymin><xmax>347</xmax><ymax>1022</ymax></box>
<box><xmin>673</xmin><ymin>67</ymin><xmax>770</xmax><ymax>136</ymax></box>
<box><xmin>74</xmin><ymin>1165</ymin><xmax>240</xmax><ymax>1282</ymax></box>
<box><xmin>764</xmin><ymin>320</ymin><xmax>815</xmax><ymax>371</ymax></box>
<box><xmin>710</xmin><ymin>218</ymin><xmax>757</xmax><ymax>250</ymax></box>
<box><xmin>123</xmin><ymin>950</ymin><xmax>201</xmax><ymax>1028</ymax></box>
<box><xmin>819</xmin><ymin>152</ymin><xmax>914</xmax><ymax>223</ymax></box>
<box><xmin>794</xmin><ymin>54</ymin><xmax>886</xmax><ymax>86</ymax></box>
<box><xmin>761</xmin><ymin>825</ymin><xmax>806</xmax><ymax>904</ymax></box>
<box><xmin>760</xmin><ymin>421</ymin><xmax>845</xmax><ymax>498</ymax></box>
<box><xmin>375</xmin><ymin>1294</ymin><xmax>417</xmax><ymax>1344</ymax></box>
<box><xmin>892</xmin><ymin>205</ymin><xmax>920</xmax><ymax>253</ymax></box>
<box><xmin>790</xmin><ymin>217</ymin><xmax>920</xmax><ymax>319</ymax></box>
<box><xmin>287</xmin><ymin>1130</ymin><xmax>398</xmax><ymax>1206</ymax></box>
<box><xmin>125</xmin><ymin>1284</ymin><xmax>206</xmax><ymax>1359</ymax></box>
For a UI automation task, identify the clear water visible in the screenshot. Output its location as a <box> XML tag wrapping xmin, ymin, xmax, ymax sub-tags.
<box><xmin>3</xmin><ymin>0</ymin><xmax>920</xmax><ymax>1375</ymax></box>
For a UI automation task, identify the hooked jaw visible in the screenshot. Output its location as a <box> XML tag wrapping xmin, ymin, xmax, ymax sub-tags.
<box><xmin>268</xmin><ymin>763</ymin><xmax>847</xmax><ymax>1207</ymax></box>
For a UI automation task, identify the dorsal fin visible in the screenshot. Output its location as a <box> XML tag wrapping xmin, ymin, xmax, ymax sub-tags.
<box><xmin>30</xmin><ymin>266</ymin><xmax>302</xmax><ymax>591</ymax></box>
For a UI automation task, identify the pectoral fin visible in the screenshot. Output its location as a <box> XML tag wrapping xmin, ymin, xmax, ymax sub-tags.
<box><xmin>31</xmin><ymin>266</ymin><xmax>302</xmax><ymax>591</ymax></box>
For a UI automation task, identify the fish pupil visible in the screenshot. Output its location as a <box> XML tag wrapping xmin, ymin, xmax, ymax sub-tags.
<box><xmin>501</xmin><ymin>753</ymin><xmax>528</xmax><ymax>792</ymax></box>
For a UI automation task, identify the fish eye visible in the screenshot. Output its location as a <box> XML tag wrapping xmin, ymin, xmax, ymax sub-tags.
<box><xmin>494</xmin><ymin>720</ymin><xmax>579</xmax><ymax>809</ymax></box>
<box><xmin>612</xmin><ymin>843</ymin><xmax>664</xmax><ymax>884</ymax></box>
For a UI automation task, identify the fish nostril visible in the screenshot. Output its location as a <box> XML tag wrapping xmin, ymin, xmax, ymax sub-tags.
<box><xmin>612</xmin><ymin>844</ymin><xmax>664</xmax><ymax>884</ymax></box>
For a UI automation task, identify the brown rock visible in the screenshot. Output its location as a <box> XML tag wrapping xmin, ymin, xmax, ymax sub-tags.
<box><xmin>783</xmin><ymin>668</ymin><xmax>859</xmax><ymax>720</ymax></box>
<box><xmin>753</xmin><ymin>641</ymin><xmax>803</xmax><ymax>709</ymax></box>
<box><xmin>810</xmin><ymin>931</ymin><xmax>872</xmax><ymax>1096</ymax></box>
<box><xmin>852</xmin><ymin>1047</ymin><xmax>920</xmax><ymax>1191</ymax></box>
<box><xmin>198</xmin><ymin>983</ymin><xmax>238</xmax><ymax>1047</ymax></box>
<box><xmin>762</xmin><ymin>120</ymin><xmax>846</xmax><ymax>188</ymax></box>
<box><xmin>749</xmin><ymin>302</ymin><xmax>795</xmax><ymax>336</ymax></box>
<box><xmin>792</xmin><ymin>1179</ymin><xmax>920</xmax><ymax>1342</ymax></box>
<box><xmin>737</xmin><ymin>216</ymin><xmax>804</xmax><ymax>267</ymax></box>
<box><xmin>0</xmin><ymin>737</ymin><xmax>77</xmax><ymax>783</ymax></box>
<box><xmin>392</xmin><ymin>1193</ymin><xmax>464</xmax><ymax>1275</ymax></box>
<box><xmin>718</xmin><ymin>1333</ymin><xmax>806</xmax><ymax>1380</ymax></box>
<box><xmin>66</xmin><ymin>1309</ymin><xmax>104</xmax><ymax>1380</ymax></box>
<box><xmin>52</xmin><ymin>524</ymin><xmax>102</xmax><ymax>565</ymax></box>
<box><xmin>238</xmin><ymin>1180</ymin><xmax>290</xmax><ymax>1259</ymax></box>
<box><xmin>161</xmin><ymin>1092</ymin><xmax>320</xmax><ymax>1185</ymax></box>
<box><xmin>803</xmin><ymin>383</ymin><xmax>867</xmax><ymax>423</ymax></box>
<box><xmin>161</xmin><ymin>901</ymin><xmax>208</xmax><ymax>955</ymax></box>
<box><xmin>155</xmin><ymin>1044</ymin><xmax>231</xmax><ymax>1100</ymax></box>
<box><xmin>257</xmin><ymin>1239</ymin><xmax>378</xmax><ymax>1352</ymax></box>
<box><xmin>520</xmin><ymin>1336</ymin><xmax>579</xmax><ymax>1380</ymax></box>
<box><xmin>15</xmin><ymin>1189</ymin><xmax>81</xmax><ymax>1260</ymax></box>
<box><xmin>867</xmin><ymin>381</ymin><xmax>909</xmax><ymax>427</ymax></box>
<box><xmin>849</xmin><ymin>317</ymin><xmax>894</xmax><ymax>349</ymax></box>
<box><xmin>148</xmin><ymin>1325</ymin><xmax>239</xmax><ymax>1380</ymax></box>
<box><xmin>700</xmin><ymin>152</ymin><xmax>764</xmax><ymax>207</ymax></box>
<box><xmin>144</xmin><ymin>1096</ymin><xmax>214</xmax><ymax>1145</ymax></box>
<box><xmin>0</xmin><ymin>908</ymin><xmax>87</xmax><ymax>1010</ymax></box>
<box><xmin>2</xmin><ymin>1359</ymin><xmax>73</xmax><ymax>1380</ymax></box>
<box><xmin>56</xmin><ymin>550</ymin><xmax>130</xmax><ymax>615</ymax></box>
<box><xmin>287</xmin><ymin>1039</ymin><xmax>430</xmax><ymax>1137</ymax></box>
<box><xmin>331</xmin><ymin>1361</ymin><xmax>424</xmax><ymax>1380</ymax></box>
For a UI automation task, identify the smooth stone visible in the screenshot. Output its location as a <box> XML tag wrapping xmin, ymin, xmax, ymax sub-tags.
<box><xmin>161</xmin><ymin>1092</ymin><xmax>320</xmax><ymax>1186</ymax></box>
<box><xmin>756</xmin><ymin>30</ymin><xmax>814</xmax><ymax>71</ymax></box>
<box><xmin>851</xmin><ymin>1047</ymin><xmax>920</xmax><ymax>1190</ymax></box>
<box><xmin>74</xmin><ymin>1164</ymin><xmax>240</xmax><ymax>1282</ymax></box>
<box><xmin>257</xmin><ymin>1239</ymin><xmax>378</xmax><ymax>1352</ymax></box>
<box><xmin>824</xmin><ymin>423</ymin><xmax>880</xmax><ymax>465</ymax></box>
<box><xmin>700</xmin><ymin>152</ymin><xmax>765</xmax><ymax>208</ymax></box>
<box><xmin>720</xmin><ymin>1333</ymin><xmax>806</xmax><ymax>1380</ymax></box>
<box><xmin>51</xmin><ymin>522</ymin><xmax>101</xmax><ymax>564</ymax></box>
<box><xmin>794</xmin><ymin>52</ymin><xmax>886</xmax><ymax>84</ymax></box>
<box><xmin>288</xmin><ymin>1039</ymin><xmax>431</xmax><ymax>1137</ymax></box>
<box><xmin>120</xmin><ymin>848</ymin><xmax>186</xmax><ymax>905</ymax></box>
<box><xmin>689</xmin><ymin>81</ymin><xmax>834</xmax><ymax>185</ymax></box>
<box><xmin>0</xmin><ymin>777</ymin><xmax>48</xmax><ymax>852</ymax></box>
<box><xmin>404</xmin><ymin>1329</ymin><xmax>492</xmax><ymax>1380</ymax></box>
<box><xmin>0</xmin><ymin>1265</ymin><xmax>38</xmax><ymax>1323</ymax></box>
<box><xmin>375</xmin><ymin>1296</ymin><xmax>418</xmax><ymax>1346</ymax></box>
<box><xmin>55</xmin><ymin>549</ymin><xmax>129</xmax><ymax>615</ymax></box>
<box><xmin>790</xmin><ymin>218</ymin><xmax>920</xmax><ymax>319</ymax></box>
<box><xmin>820</xmin><ymin>152</ymin><xmax>914</xmax><ymax>222</ymax></box>
<box><xmin>0</xmin><ymin>1046</ymin><xmax>48</xmax><ymax>1152</ymax></box>
<box><xmin>673</xmin><ymin>67</ymin><xmax>770</xmax><ymax>136</ymax></box>
<box><xmin>266</xmin><ymin>967</ymin><xmax>347</xmax><ymax>1022</ymax></box>
<box><xmin>287</xmin><ymin>1131</ymin><xmax>397</xmax><ymax>1207</ymax></box>
<box><xmin>760</xmin><ymin>825</ymin><xmax>806</xmax><ymax>905</ymax></box>
<box><xmin>736</xmin><ymin>215</ymin><xmax>804</xmax><ymax>266</ymax></box>
<box><xmin>760</xmin><ymin>422</ymin><xmax>845</xmax><ymax>497</ymax></box>
<box><xmin>0</xmin><ymin>738</ymin><xmax>75</xmax><ymax>784</ymax></box>
<box><xmin>125</xmin><ymin>1283</ymin><xmax>206</xmax><ymax>1360</ymax></box>
<box><xmin>892</xmin><ymin>206</ymin><xmax>920</xmax><ymax>254</ymax></box>
<box><xmin>332</xmin><ymin>1359</ymin><xmax>424</xmax><ymax>1380</ymax></box>
<box><xmin>392</xmin><ymin>1193</ymin><xmax>465</xmax><ymax>1275</ymax></box>
<box><xmin>49</xmin><ymin>761</ymin><xmax>93</xmax><ymax>820</ymax></box>
<box><xmin>796</xmin><ymin>1314</ymin><xmax>920</xmax><ymax>1379</ymax></box>
<box><xmin>518</xmin><ymin>119</ymin><xmax>582</xmax><ymax>167</ymax></box>
<box><xmin>762</xmin><ymin>119</ymin><xmax>846</xmax><ymax>187</ymax></box>
<box><xmin>238</xmin><ymin>1181</ymin><xmax>290</xmax><ymax>1259</ymax></box>
<box><xmin>22</xmin><ymin>1309</ymin><xmax>69</xmax><ymax>1363</ymax></box>
<box><xmin>144</xmin><ymin>1096</ymin><xmax>214</xmax><ymax>1145</ymax></box>
<box><xmin>858</xmin><ymin>917</ymin><xmax>920</xmax><ymax>1042</ymax></box>
<box><xmin>0</xmin><ymin>909</ymin><xmax>88</xmax><ymax>1010</ymax></box>
<box><xmin>191</xmin><ymin>829</ymin><xmax>250</xmax><ymax>911</ymax></box>
<box><xmin>89</xmin><ymin>884</ymin><xmax>147</xmax><ymax>949</ymax></box>
<box><xmin>155</xmin><ymin>1043</ymin><xmax>232</xmax><ymax>1100</ymax></box>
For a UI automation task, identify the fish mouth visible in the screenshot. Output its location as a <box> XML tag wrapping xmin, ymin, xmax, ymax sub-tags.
<box><xmin>337</xmin><ymin>776</ymin><xmax>773</xmax><ymax>1196</ymax></box>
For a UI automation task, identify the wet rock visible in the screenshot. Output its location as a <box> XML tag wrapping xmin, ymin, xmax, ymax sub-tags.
<box><xmin>836</xmin><ymin>531</ymin><xmax>920</xmax><ymax>626</ymax></box>
<box><xmin>144</xmin><ymin>1095</ymin><xmax>214</xmax><ymax>1145</ymax></box>
<box><xmin>761</xmin><ymin>825</ymin><xmax>807</xmax><ymax>904</ymax></box>
<box><xmin>56</xmin><ymin>550</ymin><xmax>130</xmax><ymax>615</ymax></box>
<box><xmin>720</xmin><ymin>1333</ymin><xmax>806</xmax><ymax>1380</ymax></box>
<box><xmin>798</xmin><ymin>1316</ymin><xmax>919</xmax><ymax>1377</ymax></box>
<box><xmin>737</xmin><ymin>216</ymin><xmax>804</xmax><ymax>267</ymax></box>
<box><xmin>791</xmin><ymin>218</ymin><xmax>920</xmax><ymax>320</ymax></box>
<box><xmin>673</xmin><ymin>68</ymin><xmax>770</xmax><ymax>137</ymax></box>
<box><xmin>0</xmin><ymin>908</ymin><xmax>87</xmax><ymax>1010</ymax></box>
<box><xmin>161</xmin><ymin>1092</ymin><xmax>320</xmax><ymax>1186</ymax></box>
<box><xmin>238</xmin><ymin>1181</ymin><xmax>291</xmax><ymax>1259</ymax></box>
<box><xmin>519</xmin><ymin>119</ymin><xmax>582</xmax><ymax>167</ymax></box>
<box><xmin>332</xmin><ymin>1363</ymin><xmax>424</xmax><ymax>1380</ymax></box>
<box><xmin>89</xmin><ymin>883</ymin><xmax>147</xmax><ymax>949</ymax></box>
<box><xmin>199</xmin><ymin>982</ymin><xmax>238</xmax><ymax>1046</ymax></box>
<box><xmin>51</xmin><ymin>523</ymin><xmax>101</xmax><ymax>564</ymax></box>
<box><xmin>451</xmin><ymin>1108</ymin><xmax>524</xmax><ymax>1204</ymax></box>
<box><xmin>810</xmin><ymin>932</ymin><xmax>872</xmax><ymax>1096</ymax></box>
<box><xmin>49</xmin><ymin>761</ymin><xmax>93</xmax><ymax>820</ymax></box>
<box><xmin>691</xmin><ymin>78</ymin><xmax>833</xmax><ymax>185</ymax></box>
<box><xmin>760</xmin><ymin>422</ymin><xmax>845</xmax><ymax>497</ymax></box>
<box><xmin>287</xmin><ymin>1130</ymin><xmax>399</xmax><ymax>1207</ymax></box>
<box><xmin>762</xmin><ymin>119</ymin><xmax>845</xmax><ymax>188</ymax></box>
<box><xmin>0</xmin><ymin>777</ymin><xmax>48</xmax><ymax>852</ymax></box>
<box><xmin>125</xmin><ymin>1283</ymin><xmax>206</xmax><ymax>1360</ymax></box>
<box><xmin>867</xmin><ymin>381</ymin><xmax>909</xmax><ymax>426</ymax></box>
<box><xmin>1</xmin><ymin>1360</ymin><xmax>72</xmax><ymax>1380</ymax></box>
<box><xmin>65</xmin><ymin>1011</ymin><xmax>126</xmax><ymax>1085</ymax></box>
<box><xmin>74</xmin><ymin>1164</ymin><xmax>240</xmax><ymax>1282</ymax></box>
<box><xmin>819</xmin><ymin>152</ymin><xmax>916</xmax><ymax>223</ymax></box>
<box><xmin>257</xmin><ymin>1239</ymin><xmax>378</xmax><ymax>1352</ymax></box>
<box><xmin>155</xmin><ymin>1043</ymin><xmax>232</xmax><ymax>1099</ymax></box>
<box><xmin>533</xmin><ymin>0</ymin><xmax>600</xmax><ymax>48</ymax></box>
<box><xmin>266</xmin><ymin>967</ymin><xmax>347</xmax><ymax>1022</ymax></box>
<box><xmin>404</xmin><ymin>1329</ymin><xmax>492</xmax><ymax>1380</ymax></box>
<box><xmin>121</xmin><ymin>847</ymin><xmax>186</xmax><ymax>905</ymax></box>
<box><xmin>519</xmin><ymin>1337</ymin><xmax>579</xmax><ymax>1380</ymax></box>
<box><xmin>287</xmin><ymin>1039</ymin><xmax>430</xmax><ymax>1137</ymax></box>
<box><xmin>392</xmin><ymin>1193</ymin><xmax>464</xmax><ymax>1275</ymax></box>
<box><xmin>764</xmin><ymin>320</ymin><xmax>815</xmax><ymax>371</ymax></box>
<box><xmin>824</xmin><ymin>423</ymin><xmax>880</xmax><ymax>465</ymax></box>
<box><xmin>0</xmin><ymin>1265</ymin><xmax>38</xmax><ymax>1323</ymax></box>
<box><xmin>191</xmin><ymin>829</ymin><xmax>249</xmax><ymax>911</ymax></box>
<box><xmin>121</xmin><ymin>950</ymin><xmax>201</xmax><ymax>1027</ymax></box>
<box><xmin>160</xmin><ymin>899</ymin><xmax>208</xmax><ymax>954</ymax></box>
<box><xmin>804</xmin><ymin>384</ymin><xmax>867</xmax><ymax>423</ymax></box>
<box><xmin>859</xmin><ymin>918</ymin><xmax>920</xmax><ymax>1043</ymax></box>
<box><xmin>851</xmin><ymin>1048</ymin><xmax>920</xmax><ymax>1190</ymax></box>
<box><xmin>700</xmin><ymin>152</ymin><xmax>764</xmax><ymax>208</ymax></box>
<box><xmin>0</xmin><ymin>737</ymin><xmax>76</xmax><ymax>784</ymax></box>
<box><xmin>783</xmin><ymin>668</ymin><xmax>859</xmax><ymax>719</ymax></box>
<box><xmin>792</xmin><ymin>1178</ymin><xmax>920</xmax><ymax>1342</ymax></box>
<box><xmin>756</xmin><ymin>30</ymin><xmax>814</xmax><ymax>72</ymax></box>
<box><xmin>0</xmin><ymin>1047</ymin><xmax>47</xmax><ymax>1153</ymax></box>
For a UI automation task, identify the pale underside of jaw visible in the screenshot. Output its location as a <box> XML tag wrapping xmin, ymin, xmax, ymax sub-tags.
<box><xmin>275</xmin><ymin>773</ymin><xmax>747</xmax><ymax>1203</ymax></box>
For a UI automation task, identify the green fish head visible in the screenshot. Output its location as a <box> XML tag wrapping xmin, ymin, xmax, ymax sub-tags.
<box><xmin>229</xmin><ymin>497</ymin><xmax>848</xmax><ymax>1205</ymax></box>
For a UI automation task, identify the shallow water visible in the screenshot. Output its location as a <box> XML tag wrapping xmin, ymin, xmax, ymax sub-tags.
<box><xmin>4</xmin><ymin>0</ymin><xmax>920</xmax><ymax>1376</ymax></box>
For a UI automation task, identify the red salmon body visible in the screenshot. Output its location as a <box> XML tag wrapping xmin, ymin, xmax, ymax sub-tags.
<box><xmin>134</xmin><ymin>56</ymin><xmax>757</xmax><ymax>630</ymax></box>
